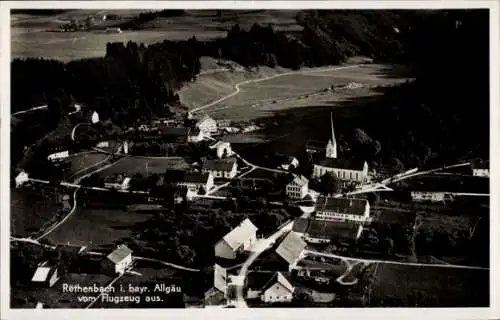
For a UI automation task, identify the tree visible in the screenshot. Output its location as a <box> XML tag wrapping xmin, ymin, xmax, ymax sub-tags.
<box><xmin>320</xmin><ymin>172</ymin><xmax>341</xmax><ymax>195</ymax></box>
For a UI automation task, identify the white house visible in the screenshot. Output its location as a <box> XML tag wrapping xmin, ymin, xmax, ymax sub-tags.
<box><xmin>280</xmin><ymin>156</ymin><xmax>299</xmax><ymax>171</ymax></box>
<box><xmin>215</xmin><ymin>218</ymin><xmax>258</xmax><ymax>260</ymax></box>
<box><xmin>47</xmin><ymin>150</ymin><xmax>69</xmax><ymax>162</ymax></box>
<box><xmin>91</xmin><ymin>111</ymin><xmax>100</xmax><ymax>124</ymax></box>
<box><xmin>411</xmin><ymin>191</ymin><xmax>448</xmax><ymax>202</ymax></box>
<box><xmin>31</xmin><ymin>261</ymin><xmax>60</xmax><ymax>288</ymax></box>
<box><xmin>15</xmin><ymin>170</ymin><xmax>29</xmax><ymax>188</ymax></box>
<box><xmin>286</xmin><ymin>175</ymin><xmax>309</xmax><ymax>200</ymax></box>
<box><xmin>314</xmin><ymin>196</ymin><xmax>370</xmax><ymax>223</ymax></box>
<box><xmin>202</xmin><ymin>157</ymin><xmax>238</xmax><ymax>179</ymax></box>
<box><xmin>261</xmin><ymin>272</ymin><xmax>294</xmax><ymax>303</ymax></box>
<box><xmin>471</xmin><ymin>159</ymin><xmax>489</xmax><ymax>177</ymax></box>
<box><xmin>196</xmin><ymin>115</ymin><xmax>218</xmax><ymax>135</ymax></box>
<box><xmin>96</xmin><ymin>141</ymin><xmax>110</xmax><ymax>148</ymax></box>
<box><xmin>209</xmin><ymin>141</ymin><xmax>233</xmax><ymax>159</ymax></box>
<box><xmin>168</xmin><ymin>171</ymin><xmax>214</xmax><ymax>193</ymax></box>
<box><xmin>300</xmin><ymin>219</ymin><xmax>364</xmax><ymax>244</ymax></box>
<box><xmin>104</xmin><ymin>245</ymin><xmax>133</xmax><ymax>275</ymax></box>
<box><xmin>104</xmin><ymin>175</ymin><xmax>131</xmax><ymax>191</ymax></box>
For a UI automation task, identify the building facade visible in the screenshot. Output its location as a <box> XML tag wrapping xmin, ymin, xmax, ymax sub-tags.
<box><xmin>411</xmin><ymin>191</ymin><xmax>447</xmax><ymax>202</ymax></box>
<box><xmin>15</xmin><ymin>170</ymin><xmax>29</xmax><ymax>188</ymax></box>
<box><xmin>196</xmin><ymin>115</ymin><xmax>218</xmax><ymax>135</ymax></box>
<box><xmin>312</xmin><ymin>159</ymin><xmax>369</xmax><ymax>185</ymax></box>
<box><xmin>261</xmin><ymin>273</ymin><xmax>294</xmax><ymax>303</ymax></box>
<box><xmin>314</xmin><ymin>197</ymin><xmax>370</xmax><ymax>223</ymax></box>
<box><xmin>202</xmin><ymin>158</ymin><xmax>238</xmax><ymax>179</ymax></box>
<box><xmin>286</xmin><ymin>175</ymin><xmax>309</xmax><ymax>200</ymax></box>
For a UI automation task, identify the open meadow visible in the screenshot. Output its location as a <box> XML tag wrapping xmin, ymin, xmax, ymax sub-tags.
<box><xmin>65</xmin><ymin>151</ymin><xmax>111</xmax><ymax>180</ymax></box>
<box><xmin>98</xmin><ymin>156</ymin><xmax>190</xmax><ymax>176</ymax></box>
<box><xmin>369</xmin><ymin>263</ymin><xmax>489</xmax><ymax>307</ymax></box>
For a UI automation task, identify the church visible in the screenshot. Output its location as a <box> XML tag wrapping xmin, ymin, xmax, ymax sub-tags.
<box><xmin>311</xmin><ymin>113</ymin><xmax>369</xmax><ymax>186</ymax></box>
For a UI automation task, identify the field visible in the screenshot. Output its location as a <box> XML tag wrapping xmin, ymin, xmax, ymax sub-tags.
<box><xmin>369</xmin><ymin>263</ymin><xmax>489</xmax><ymax>307</ymax></box>
<box><xmin>45</xmin><ymin>208</ymin><xmax>155</xmax><ymax>249</ymax></box>
<box><xmin>98</xmin><ymin>156</ymin><xmax>190</xmax><ymax>176</ymax></box>
<box><xmin>65</xmin><ymin>151</ymin><xmax>110</xmax><ymax>180</ymax></box>
<box><xmin>10</xmin><ymin>187</ymin><xmax>61</xmax><ymax>236</ymax></box>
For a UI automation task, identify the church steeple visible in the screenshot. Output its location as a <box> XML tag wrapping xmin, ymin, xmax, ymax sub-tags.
<box><xmin>326</xmin><ymin>112</ymin><xmax>337</xmax><ymax>159</ymax></box>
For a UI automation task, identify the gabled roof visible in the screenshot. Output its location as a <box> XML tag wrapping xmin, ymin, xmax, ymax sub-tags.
<box><xmin>107</xmin><ymin>245</ymin><xmax>132</xmax><ymax>264</ymax></box>
<box><xmin>315</xmin><ymin>196</ymin><xmax>368</xmax><ymax>216</ymax></box>
<box><xmin>222</xmin><ymin>218</ymin><xmax>258</xmax><ymax>250</ymax></box>
<box><xmin>213</xmin><ymin>264</ymin><xmax>227</xmax><ymax>294</ymax></box>
<box><xmin>31</xmin><ymin>261</ymin><xmax>57</xmax><ymax>282</ymax></box>
<box><xmin>203</xmin><ymin>158</ymin><xmax>237</xmax><ymax>172</ymax></box>
<box><xmin>292</xmin><ymin>218</ymin><xmax>311</xmax><ymax>234</ymax></box>
<box><xmin>262</xmin><ymin>272</ymin><xmax>294</xmax><ymax>293</ymax></box>
<box><xmin>306</xmin><ymin>219</ymin><xmax>363</xmax><ymax>241</ymax></box>
<box><xmin>289</xmin><ymin>175</ymin><xmax>308</xmax><ymax>187</ymax></box>
<box><xmin>316</xmin><ymin>158</ymin><xmax>366</xmax><ymax>171</ymax></box>
<box><xmin>275</xmin><ymin>231</ymin><xmax>306</xmax><ymax>265</ymax></box>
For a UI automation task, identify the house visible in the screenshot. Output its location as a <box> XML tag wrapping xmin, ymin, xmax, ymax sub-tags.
<box><xmin>163</xmin><ymin>170</ymin><xmax>214</xmax><ymax>193</ymax></box>
<box><xmin>31</xmin><ymin>261</ymin><xmax>60</xmax><ymax>288</ymax></box>
<box><xmin>15</xmin><ymin>170</ymin><xmax>29</xmax><ymax>188</ymax></box>
<box><xmin>313</xmin><ymin>158</ymin><xmax>369</xmax><ymax>185</ymax></box>
<box><xmin>246</xmin><ymin>271</ymin><xmax>294</xmax><ymax>303</ymax></box>
<box><xmin>286</xmin><ymin>175</ymin><xmax>309</xmax><ymax>200</ymax></box>
<box><xmin>47</xmin><ymin>150</ymin><xmax>69</xmax><ymax>162</ymax></box>
<box><xmin>62</xmin><ymin>194</ymin><xmax>71</xmax><ymax>211</ymax></box>
<box><xmin>103</xmin><ymin>245</ymin><xmax>133</xmax><ymax>275</ymax></box>
<box><xmin>209</xmin><ymin>141</ymin><xmax>233</xmax><ymax>159</ymax></box>
<box><xmin>264</xmin><ymin>231</ymin><xmax>306</xmax><ymax>271</ymax></box>
<box><xmin>35</xmin><ymin>302</ymin><xmax>44</xmax><ymax>309</ymax></box>
<box><xmin>280</xmin><ymin>156</ymin><xmax>299</xmax><ymax>171</ymax></box>
<box><xmin>187</xmin><ymin>127</ymin><xmax>204</xmax><ymax>143</ymax></box>
<box><xmin>204</xmin><ymin>264</ymin><xmax>229</xmax><ymax>305</ymax></box>
<box><xmin>301</xmin><ymin>219</ymin><xmax>364</xmax><ymax>244</ymax></box>
<box><xmin>471</xmin><ymin>158</ymin><xmax>489</xmax><ymax>177</ymax></box>
<box><xmin>215</xmin><ymin>218</ymin><xmax>258</xmax><ymax>260</ymax></box>
<box><xmin>202</xmin><ymin>157</ymin><xmax>238</xmax><ymax>179</ymax></box>
<box><xmin>104</xmin><ymin>174</ymin><xmax>131</xmax><ymax>191</ymax></box>
<box><xmin>91</xmin><ymin>111</ymin><xmax>100</xmax><ymax>124</ymax></box>
<box><xmin>314</xmin><ymin>196</ymin><xmax>370</xmax><ymax>223</ymax></box>
<box><xmin>216</xmin><ymin>119</ymin><xmax>232</xmax><ymax>129</ymax></box>
<box><xmin>196</xmin><ymin>115</ymin><xmax>218</xmax><ymax>135</ymax></box>
<box><xmin>410</xmin><ymin>191</ymin><xmax>448</xmax><ymax>202</ymax></box>
<box><xmin>96</xmin><ymin>141</ymin><xmax>110</xmax><ymax>148</ymax></box>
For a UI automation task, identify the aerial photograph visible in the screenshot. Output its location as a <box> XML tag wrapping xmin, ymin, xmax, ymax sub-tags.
<box><xmin>9</xmin><ymin>8</ymin><xmax>490</xmax><ymax>309</ymax></box>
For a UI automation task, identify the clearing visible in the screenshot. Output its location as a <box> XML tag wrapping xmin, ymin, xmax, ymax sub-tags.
<box><xmin>98</xmin><ymin>156</ymin><xmax>190</xmax><ymax>176</ymax></box>
<box><xmin>65</xmin><ymin>151</ymin><xmax>111</xmax><ymax>180</ymax></box>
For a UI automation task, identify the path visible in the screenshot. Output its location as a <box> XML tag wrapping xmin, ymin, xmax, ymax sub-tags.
<box><xmin>11</xmin><ymin>105</ymin><xmax>48</xmax><ymax>116</ymax></box>
<box><xmin>190</xmin><ymin>64</ymin><xmax>361</xmax><ymax>114</ymax></box>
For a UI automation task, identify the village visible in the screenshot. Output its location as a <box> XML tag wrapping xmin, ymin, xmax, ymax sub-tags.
<box><xmin>11</xmin><ymin>101</ymin><xmax>490</xmax><ymax>308</ymax></box>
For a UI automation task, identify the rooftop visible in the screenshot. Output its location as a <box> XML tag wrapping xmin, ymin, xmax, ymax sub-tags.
<box><xmin>203</xmin><ymin>157</ymin><xmax>237</xmax><ymax>172</ymax></box>
<box><xmin>275</xmin><ymin>231</ymin><xmax>307</xmax><ymax>265</ymax></box>
<box><xmin>316</xmin><ymin>158</ymin><xmax>366</xmax><ymax>171</ymax></box>
<box><xmin>315</xmin><ymin>196</ymin><xmax>368</xmax><ymax>216</ymax></box>
<box><xmin>289</xmin><ymin>175</ymin><xmax>308</xmax><ymax>187</ymax></box>
<box><xmin>213</xmin><ymin>264</ymin><xmax>227</xmax><ymax>295</ymax></box>
<box><xmin>306</xmin><ymin>219</ymin><xmax>363</xmax><ymax>241</ymax></box>
<box><xmin>31</xmin><ymin>261</ymin><xmax>55</xmax><ymax>282</ymax></box>
<box><xmin>262</xmin><ymin>272</ymin><xmax>294</xmax><ymax>293</ymax></box>
<box><xmin>222</xmin><ymin>218</ymin><xmax>258</xmax><ymax>250</ymax></box>
<box><xmin>107</xmin><ymin>245</ymin><xmax>132</xmax><ymax>264</ymax></box>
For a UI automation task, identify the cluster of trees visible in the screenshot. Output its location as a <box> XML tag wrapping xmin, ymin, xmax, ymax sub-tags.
<box><xmin>115</xmin><ymin>10</ymin><xmax>185</xmax><ymax>30</ymax></box>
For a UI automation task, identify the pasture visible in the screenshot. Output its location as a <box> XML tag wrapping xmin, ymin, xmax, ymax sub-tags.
<box><xmin>369</xmin><ymin>263</ymin><xmax>489</xmax><ymax>307</ymax></box>
<box><xmin>98</xmin><ymin>156</ymin><xmax>190</xmax><ymax>176</ymax></box>
<box><xmin>65</xmin><ymin>151</ymin><xmax>110</xmax><ymax>180</ymax></box>
<box><xmin>45</xmin><ymin>207</ymin><xmax>155</xmax><ymax>249</ymax></box>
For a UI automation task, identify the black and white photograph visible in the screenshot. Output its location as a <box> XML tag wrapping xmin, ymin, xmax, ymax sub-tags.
<box><xmin>1</xmin><ymin>0</ymin><xmax>498</xmax><ymax>318</ymax></box>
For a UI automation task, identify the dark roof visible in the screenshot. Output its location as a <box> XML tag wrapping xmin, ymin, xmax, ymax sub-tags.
<box><xmin>471</xmin><ymin>158</ymin><xmax>489</xmax><ymax>170</ymax></box>
<box><xmin>306</xmin><ymin>140</ymin><xmax>327</xmax><ymax>150</ymax></box>
<box><xmin>306</xmin><ymin>219</ymin><xmax>362</xmax><ymax>241</ymax></box>
<box><xmin>316</xmin><ymin>158</ymin><xmax>366</xmax><ymax>171</ymax></box>
<box><xmin>203</xmin><ymin>157</ymin><xmax>237</xmax><ymax>172</ymax></box>
<box><xmin>292</xmin><ymin>218</ymin><xmax>311</xmax><ymax>234</ymax></box>
<box><xmin>315</xmin><ymin>196</ymin><xmax>368</xmax><ymax>216</ymax></box>
<box><xmin>164</xmin><ymin>170</ymin><xmax>210</xmax><ymax>184</ymax></box>
<box><xmin>246</xmin><ymin>271</ymin><xmax>275</xmax><ymax>290</ymax></box>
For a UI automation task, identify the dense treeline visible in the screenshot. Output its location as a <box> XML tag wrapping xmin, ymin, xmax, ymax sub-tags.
<box><xmin>115</xmin><ymin>9</ymin><xmax>185</xmax><ymax>30</ymax></box>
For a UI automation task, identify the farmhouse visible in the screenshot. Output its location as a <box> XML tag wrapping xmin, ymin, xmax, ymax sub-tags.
<box><xmin>196</xmin><ymin>115</ymin><xmax>218</xmax><ymax>135</ymax></box>
<box><xmin>264</xmin><ymin>231</ymin><xmax>306</xmax><ymax>271</ymax></box>
<box><xmin>411</xmin><ymin>191</ymin><xmax>449</xmax><ymax>202</ymax></box>
<box><xmin>314</xmin><ymin>196</ymin><xmax>371</xmax><ymax>223</ymax></box>
<box><xmin>91</xmin><ymin>111</ymin><xmax>100</xmax><ymax>124</ymax></box>
<box><xmin>47</xmin><ymin>150</ymin><xmax>69</xmax><ymax>162</ymax></box>
<box><xmin>202</xmin><ymin>157</ymin><xmax>238</xmax><ymax>179</ymax></box>
<box><xmin>103</xmin><ymin>245</ymin><xmax>133</xmax><ymax>275</ymax></box>
<box><xmin>161</xmin><ymin>170</ymin><xmax>214</xmax><ymax>193</ymax></box>
<box><xmin>215</xmin><ymin>218</ymin><xmax>258</xmax><ymax>260</ymax></box>
<box><xmin>286</xmin><ymin>175</ymin><xmax>309</xmax><ymax>200</ymax></box>
<box><xmin>246</xmin><ymin>271</ymin><xmax>294</xmax><ymax>303</ymax></box>
<box><xmin>31</xmin><ymin>261</ymin><xmax>60</xmax><ymax>288</ymax></box>
<box><xmin>104</xmin><ymin>174</ymin><xmax>131</xmax><ymax>191</ymax></box>
<box><xmin>302</xmin><ymin>219</ymin><xmax>364</xmax><ymax>244</ymax></box>
<box><xmin>471</xmin><ymin>158</ymin><xmax>489</xmax><ymax>177</ymax></box>
<box><xmin>209</xmin><ymin>141</ymin><xmax>234</xmax><ymax>159</ymax></box>
<box><xmin>15</xmin><ymin>170</ymin><xmax>29</xmax><ymax>188</ymax></box>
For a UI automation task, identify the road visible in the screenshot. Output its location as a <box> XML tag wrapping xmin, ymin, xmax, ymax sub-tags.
<box><xmin>11</xmin><ymin>105</ymin><xmax>48</xmax><ymax>116</ymax></box>
<box><xmin>190</xmin><ymin>64</ymin><xmax>361</xmax><ymax>114</ymax></box>
<box><xmin>206</xmin><ymin>167</ymin><xmax>256</xmax><ymax>196</ymax></box>
<box><xmin>71</xmin><ymin>122</ymin><xmax>89</xmax><ymax>141</ymax></box>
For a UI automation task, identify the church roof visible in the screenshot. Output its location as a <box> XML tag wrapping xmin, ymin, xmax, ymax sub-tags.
<box><xmin>316</xmin><ymin>158</ymin><xmax>366</xmax><ymax>171</ymax></box>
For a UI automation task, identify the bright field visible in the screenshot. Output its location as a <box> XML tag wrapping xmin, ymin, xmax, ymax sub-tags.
<box><xmin>183</xmin><ymin>64</ymin><xmax>409</xmax><ymax>121</ymax></box>
<box><xmin>369</xmin><ymin>263</ymin><xmax>489</xmax><ymax>307</ymax></box>
<box><xmin>98</xmin><ymin>157</ymin><xmax>191</xmax><ymax>176</ymax></box>
<box><xmin>45</xmin><ymin>207</ymin><xmax>155</xmax><ymax>249</ymax></box>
